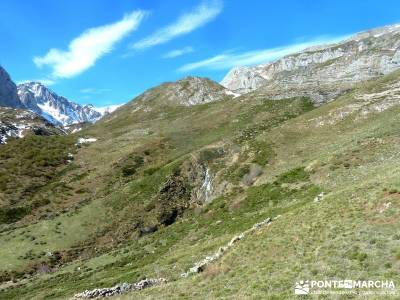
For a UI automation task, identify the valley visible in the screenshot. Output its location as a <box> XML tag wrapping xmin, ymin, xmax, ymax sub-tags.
<box><xmin>0</xmin><ymin>23</ymin><xmax>400</xmax><ymax>299</ymax></box>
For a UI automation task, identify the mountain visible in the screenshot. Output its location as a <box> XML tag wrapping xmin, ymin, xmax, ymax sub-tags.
<box><xmin>0</xmin><ymin>67</ymin><xmax>104</xmax><ymax>126</ymax></box>
<box><xmin>3</xmin><ymin>70</ymin><xmax>400</xmax><ymax>299</ymax></box>
<box><xmin>0</xmin><ymin>107</ymin><xmax>62</xmax><ymax>144</ymax></box>
<box><xmin>221</xmin><ymin>23</ymin><xmax>400</xmax><ymax>104</ymax></box>
<box><xmin>132</xmin><ymin>76</ymin><xmax>231</xmax><ymax>108</ymax></box>
<box><xmin>2</xmin><ymin>24</ymin><xmax>400</xmax><ymax>300</ymax></box>
<box><xmin>0</xmin><ymin>66</ymin><xmax>24</xmax><ymax>108</ymax></box>
<box><xmin>17</xmin><ymin>82</ymin><xmax>102</xmax><ymax>126</ymax></box>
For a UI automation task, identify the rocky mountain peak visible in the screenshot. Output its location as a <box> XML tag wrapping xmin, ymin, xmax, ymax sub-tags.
<box><xmin>17</xmin><ymin>82</ymin><xmax>102</xmax><ymax>126</ymax></box>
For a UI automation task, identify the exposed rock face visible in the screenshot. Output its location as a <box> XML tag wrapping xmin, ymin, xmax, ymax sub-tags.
<box><xmin>0</xmin><ymin>66</ymin><xmax>23</xmax><ymax>108</ymax></box>
<box><xmin>0</xmin><ymin>107</ymin><xmax>62</xmax><ymax>144</ymax></box>
<box><xmin>221</xmin><ymin>24</ymin><xmax>400</xmax><ymax>104</ymax></box>
<box><xmin>137</xmin><ymin>76</ymin><xmax>230</xmax><ymax>107</ymax></box>
<box><xmin>309</xmin><ymin>70</ymin><xmax>400</xmax><ymax>127</ymax></box>
<box><xmin>221</xmin><ymin>67</ymin><xmax>266</xmax><ymax>94</ymax></box>
<box><xmin>155</xmin><ymin>158</ymin><xmax>219</xmax><ymax>226</ymax></box>
<box><xmin>17</xmin><ymin>82</ymin><xmax>102</xmax><ymax>126</ymax></box>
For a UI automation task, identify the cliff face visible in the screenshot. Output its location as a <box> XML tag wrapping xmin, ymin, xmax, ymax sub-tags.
<box><xmin>0</xmin><ymin>66</ymin><xmax>23</xmax><ymax>108</ymax></box>
<box><xmin>221</xmin><ymin>24</ymin><xmax>400</xmax><ymax>104</ymax></box>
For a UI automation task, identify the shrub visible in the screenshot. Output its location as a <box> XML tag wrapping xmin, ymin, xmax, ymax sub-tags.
<box><xmin>119</xmin><ymin>154</ymin><xmax>145</xmax><ymax>177</ymax></box>
<box><xmin>249</xmin><ymin>140</ymin><xmax>275</xmax><ymax>165</ymax></box>
<box><xmin>0</xmin><ymin>207</ymin><xmax>29</xmax><ymax>224</ymax></box>
<box><xmin>199</xmin><ymin>148</ymin><xmax>223</xmax><ymax>163</ymax></box>
<box><xmin>276</xmin><ymin>167</ymin><xmax>309</xmax><ymax>184</ymax></box>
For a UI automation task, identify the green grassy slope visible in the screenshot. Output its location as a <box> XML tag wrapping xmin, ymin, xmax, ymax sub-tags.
<box><xmin>1</xmin><ymin>72</ymin><xmax>400</xmax><ymax>299</ymax></box>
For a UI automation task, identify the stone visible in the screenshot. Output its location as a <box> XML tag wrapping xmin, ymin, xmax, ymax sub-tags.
<box><xmin>181</xmin><ymin>216</ymin><xmax>275</xmax><ymax>278</ymax></box>
<box><xmin>314</xmin><ymin>192</ymin><xmax>325</xmax><ymax>203</ymax></box>
<box><xmin>71</xmin><ymin>278</ymin><xmax>167</xmax><ymax>299</ymax></box>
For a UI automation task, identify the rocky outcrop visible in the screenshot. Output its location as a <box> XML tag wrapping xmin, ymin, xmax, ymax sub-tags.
<box><xmin>0</xmin><ymin>66</ymin><xmax>23</xmax><ymax>108</ymax></box>
<box><xmin>221</xmin><ymin>24</ymin><xmax>400</xmax><ymax>104</ymax></box>
<box><xmin>71</xmin><ymin>278</ymin><xmax>167</xmax><ymax>299</ymax></box>
<box><xmin>0</xmin><ymin>107</ymin><xmax>62</xmax><ymax>144</ymax></box>
<box><xmin>154</xmin><ymin>157</ymin><xmax>221</xmax><ymax>226</ymax></box>
<box><xmin>221</xmin><ymin>67</ymin><xmax>266</xmax><ymax>94</ymax></box>
<box><xmin>309</xmin><ymin>71</ymin><xmax>400</xmax><ymax>126</ymax></box>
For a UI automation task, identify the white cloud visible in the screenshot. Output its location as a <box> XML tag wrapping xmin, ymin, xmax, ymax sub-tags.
<box><xmin>178</xmin><ymin>35</ymin><xmax>350</xmax><ymax>72</ymax></box>
<box><xmin>163</xmin><ymin>46</ymin><xmax>194</xmax><ymax>58</ymax></box>
<box><xmin>133</xmin><ymin>0</ymin><xmax>222</xmax><ymax>50</ymax></box>
<box><xmin>17</xmin><ymin>78</ymin><xmax>56</xmax><ymax>86</ymax></box>
<box><xmin>34</xmin><ymin>10</ymin><xmax>147</xmax><ymax>78</ymax></box>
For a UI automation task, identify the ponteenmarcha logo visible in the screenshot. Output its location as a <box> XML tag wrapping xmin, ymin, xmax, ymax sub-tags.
<box><xmin>294</xmin><ymin>279</ymin><xmax>397</xmax><ymax>296</ymax></box>
<box><xmin>294</xmin><ymin>280</ymin><xmax>310</xmax><ymax>295</ymax></box>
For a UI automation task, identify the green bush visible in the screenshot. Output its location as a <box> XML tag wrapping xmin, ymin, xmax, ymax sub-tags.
<box><xmin>243</xmin><ymin>167</ymin><xmax>319</xmax><ymax>212</ymax></box>
<box><xmin>249</xmin><ymin>140</ymin><xmax>275</xmax><ymax>165</ymax></box>
<box><xmin>0</xmin><ymin>207</ymin><xmax>29</xmax><ymax>224</ymax></box>
<box><xmin>118</xmin><ymin>154</ymin><xmax>145</xmax><ymax>177</ymax></box>
<box><xmin>225</xmin><ymin>164</ymin><xmax>250</xmax><ymax>184</ymax></box>
<box><xmin>276</xmin><ymin>167</ymin><xmax>309</xmax><ymax>184</ymax></box>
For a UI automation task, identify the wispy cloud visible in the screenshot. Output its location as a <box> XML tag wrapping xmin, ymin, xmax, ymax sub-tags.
<box><xmin>34</xmin><ymin>10</ymin><xmax>147</xmax><ymax>78</ymax></box>
<box><xmin>17</xmin><ymin>78</ymin><xmax>56</xmax><ymax>86</ymax></box>
<box><xmin>178</xmin><ymin>35</ymin><xmax>349</xmax><ymax>72</ymax></box>
<box><xmin>80</xmin><ymin>88</ymin><xmax>112</xmax><ymax>94</ymax></box>
<box><xmin>163</xmin><ymin>46</ymin><xmax>194</xmax><ymax>58</ymax></box>
<box><xmin>132</xmin><ymin>0</ymin><xmax>222</xmax><ymax>50</ymax></box>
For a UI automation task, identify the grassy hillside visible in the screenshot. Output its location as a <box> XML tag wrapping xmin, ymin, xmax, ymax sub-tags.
<box><xmin>1</xmin><ymin>72</ymin><xmax>400</xmax><ymax>299</ymax></box>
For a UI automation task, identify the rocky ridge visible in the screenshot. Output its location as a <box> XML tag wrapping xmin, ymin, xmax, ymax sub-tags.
<box><xmin>309</xmin><ymin>70</ymin><xmax>400</xmax><ymax>127</ymax></box>
<box><xmin>221</xmin><ymin>24</ymin><xmax>400</xmax><ymax>104</ymax></box>
<box><xmin>135</xmin><ymin>76</ymin><xmax>231</xmax><ymax>107</ymax></box>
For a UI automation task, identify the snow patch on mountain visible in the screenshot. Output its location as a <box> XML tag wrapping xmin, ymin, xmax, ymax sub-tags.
<box><xmin>94</xmin><ymin>104</ymin><xmax>124</xmax><ymax>115</ymax></box>
<box><xmin>17</xmin><ymin>82</ymin><xmax>102</xmax><ymax>126</ymax></box>
<box><xmin>0</xmin><ymin>107</ymin><xmax>62</xmax><ymax>144</ymax></box>
<box><xmin>0</xmin><ymin>123</ymin><xmax>28</xmax><ymax>144</ymax></box>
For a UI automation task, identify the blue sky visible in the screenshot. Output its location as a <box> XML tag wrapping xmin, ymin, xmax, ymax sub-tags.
<box><xmin>0</xmin><ymin>0</ymin><xmax>399</xmax><ymax>107</ymax></box>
